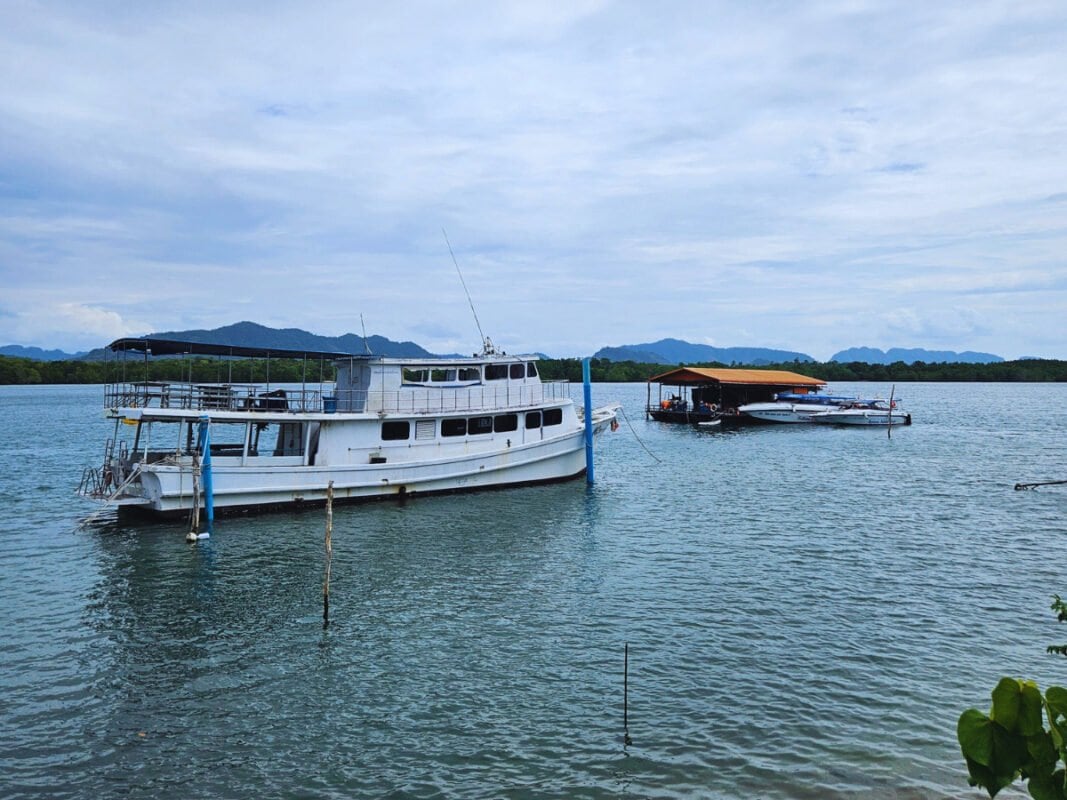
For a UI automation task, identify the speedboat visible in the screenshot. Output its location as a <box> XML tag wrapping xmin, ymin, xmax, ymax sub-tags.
<box><xmin>737</xmin><ymin>391</ymin><xmax>859</xmax><ymax>423</ymax></box>
<box><xmin>77</xmin><ymin>337</ymin><xmax>620</xmax><ymax>518</ymax></box>
<box><xmin>809</xmin><ymin>399</ymin><xmax>912</xmax><ymax>426</ymax></box>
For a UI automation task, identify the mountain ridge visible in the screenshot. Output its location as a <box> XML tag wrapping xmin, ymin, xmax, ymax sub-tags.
<box><xmin>3</xmin><ymin>325</ymin><xmax>1009</xmax><ymax>364</ymax></box>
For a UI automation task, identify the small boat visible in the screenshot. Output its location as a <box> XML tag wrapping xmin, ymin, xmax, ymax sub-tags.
<box><xmin>809</xmin><ymin>400</ymin><xmax>912</xmax><ymax>426</ymax></box>
<box><xmin>77</xmin><ymin>337</ymin><xmax>621</xmax><ymax>518</ymax></box>
<box><xmin>737</xmin><ymin>392</ymin><xmax>860</xmax><ymax>423</ymax></box>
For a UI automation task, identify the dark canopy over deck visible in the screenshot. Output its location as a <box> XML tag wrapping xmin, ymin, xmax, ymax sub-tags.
<box><xmin>108</xmin><ymin>337</ymin><xmax>367</xmax><ymax>362</ymax></box>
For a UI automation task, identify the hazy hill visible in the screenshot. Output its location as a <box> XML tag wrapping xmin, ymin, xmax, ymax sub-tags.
<box><xmin>71</xmin><ymin>321</ymin><xmax>439</xmax><ymax>361</ymax></box>
<box><xmin>594</xmin><ymin>338</ymin><xmax>815</xmax><ymax>365</ymax></box>
<box><xmin>0</xmin><ymin>344</ymin><xmax>88</xmax><ymax>361</ymax></box>
<box><xmin>830</xmin><ymin>346</ymin><xmax>1004</xmax><ymax>364</ymax></box>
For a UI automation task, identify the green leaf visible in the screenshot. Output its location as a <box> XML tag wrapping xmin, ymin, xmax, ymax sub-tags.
<box><xmin>960</xmin><ymin>709</ymin><xmax>995</xmax><ymax>767</ymax></box>
<box><xmin>992</xmin><ymin>722</ymin><xmax>1030</xmax><ymax>785</ymax></box>
<box><xmin>1021</xmin><ymin>681</ymin><xmax>1047</xmax><ymax>737</ymax></box>
<box><xmin>963</xmin><ymin>755</ymin><xmax>1008</xmax><ymax>798</ymax></box>
<box><xmin>1027</xmin><ymin>767</ymin><xmax>1067</xmax><ymax>800</ymax></box>
<box><xmin>993</xmin><ymin>678</ymin><xmax>1023</xmax><ymax>731</ymax></box>
<box><xmin>1048</xmin><ymin>687</ymin><xmax>1067</xmax><ymax>721</ymax></box>
<box><xmin>1029</xmin><ymin>732</ymin><xmax>1059</xmax><ymax>768</ymax></box>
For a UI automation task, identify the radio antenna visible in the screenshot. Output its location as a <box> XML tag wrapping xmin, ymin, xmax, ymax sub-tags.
<box><xmin>442</xmin><ymin>228</ymin><xmax>494</xmax><ymax>355</ymax></box>
<box><xmin>359</xmin><ymin>313</ymin><xmax>372</xmax><ymax>354</ymax></box>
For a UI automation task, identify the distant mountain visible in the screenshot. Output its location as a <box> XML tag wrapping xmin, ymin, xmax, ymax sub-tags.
<box><xmin>830</xmin><ymin>347</ymin><xmax>1004</xmax><ymax>364</ymax></box>
<box><xmin>594</xmin><ymin>338</ymin><xmax>815</xmax><ymax>366</ymax></box>
<box><xmin>146</xmin><ymin>321</ymin><xmax>435</xmax><ymax>357</ymax></box>
<box><xmin>0</xmin><ymin>345</ymin><xmax>87</xmax><ymax>361</ymax></box>
<box><xmin>74</xmin><ymin>321</ymin><xmax>439</xmax><ymax>361</ymax></box>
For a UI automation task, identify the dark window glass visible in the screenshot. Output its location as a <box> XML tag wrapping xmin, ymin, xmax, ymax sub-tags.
<box><xmin>441</xmin><ymin>418</ymin><xmax>467</xmax><ymax>437</ymax></box>
<box><xmin>381</xmin><ymin>421</ymin><xmax>410</xmax><ymax>440</ymax></box>
<box><xmin>527</xmin><ymin>363</ymin><xmax>538</xmax><ymax>377</ymax></box>
<box><xmin>510</xmin><ymin>363</ymin><xmax>525</xmax><ymax>379</ymax></box>
<box><xmin>494</xmin><ymin>414</ymin><xmax>518</xmax><ymax>432</ymax></box>
<box><xmin>485</xmin><ymin>364</ymin><xmax>508</xmax><ymax>380</ymax></box>
<box><xmin>458</xmin><ymin>367</ymin><xmax>480</xmax><ymax>381</ymax></box>
<box><xmin>469</xmin><ymin>416</ymin><xmax>493</xmax><ymax>435</ymax></box>
<box><xmin>543</xmin><ymin>408</ymin><xmax>563</xmax><ymax>426</ymax></box>
<box><xmin>402</xmin><ymin>368</ymin><xmax>428</xmax><ymax>383</ymax></box>
<box><xmin>525</xmin><ymin>411</ymin><xmax>542</xmax><ymax>429</ymax></box>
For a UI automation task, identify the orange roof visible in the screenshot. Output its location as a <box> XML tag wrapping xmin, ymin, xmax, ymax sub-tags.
<box><xmin>647</xmin><ymin>367</ymin><xmax>824</xmax><ymax>386</ymax></box>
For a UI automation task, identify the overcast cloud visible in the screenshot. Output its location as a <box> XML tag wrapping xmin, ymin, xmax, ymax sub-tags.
<box><xmin>1</xmin><ymin>0</ymin><xmax>1065</xmax><ymax>359</ymax></box>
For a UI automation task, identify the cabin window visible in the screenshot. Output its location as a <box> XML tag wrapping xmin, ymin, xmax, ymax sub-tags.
<box><xmin>249</xmin><ymin>422</ymin><xmax>306</xmax><ymax>457</ymax></box>
<box><xmin>525</xmin><ymin>411</ymin><xmax>542</xmax><ymax>429</ymax></box>
<box><xmin>494</xmin><ymin>414</ymin><xmax>518</xmax><ymax>433</ymax></box>
<box><xmin>189</xmin><ymin>420</ymin><xmax>249</xmax><ymax>457</ymax></box>
<box><xmin>485</xmin><ymin>364</ymin><xmax>508</xmax><ymax>381</ymax></box>
<box><xmin>509</xmin><ymin>363</ymin><xmax>525</xmax><ymax>379</ymax></box>
<box><xmin>543</xmin><ymin>408</ymin><xmax>563</xmax><ymax>426</ymax></box>
<box><xmin>441</xmin><ymin>418</ymin><xmax>467</xmax><ymax>437</ymax></box>
<box><xmin>382</xmin><ymin>421</ymin><xmax>410</xmax><ymax>440</ymax></box>
<box><xmin>458</xmin><ymin>367</ymin><xmax>480</xmax><ymax>381</ymax></box>
<box><xmin>402</xmin><ymin>368</ymin><xmax>429</xmax><ymax>384</ymax></box>
<box><xmin>431</xmin><ymin>368</ymin><xmax>457</xmax><ymax>382</ymax></box>
<box><xmin>469</xmin><ymin>416</ymin><xmax>493</xmax><ymax>435</ymax></box>
<box><xmin>527</xmin><ymin>363</ymin><xmax>538</xmax><ymax>378</ymax></box>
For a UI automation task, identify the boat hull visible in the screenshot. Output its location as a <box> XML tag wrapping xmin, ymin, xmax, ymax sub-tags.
<box><xmin>738</xmin><ymin>403</ymin><xmax>837</xmax><ymax>423</ymax></box>
<box><xmin>810</xmin><ymin>410</ymin><xmax>912</xmax><ymax>426</ymax></box>
<box><xmin>93</xmin><ymin>417</ymin><xmax>615</xmax><ymax>517</ymax></box>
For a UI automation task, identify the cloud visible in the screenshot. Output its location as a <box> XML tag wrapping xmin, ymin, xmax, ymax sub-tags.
<box><xmin>0</xmin><ymin>1</ymin><xmax>1065</xmax><ymax>359</ymax></box>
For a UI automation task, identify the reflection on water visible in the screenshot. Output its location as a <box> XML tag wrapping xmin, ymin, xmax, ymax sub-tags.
<box><xmin>2</xmin><ymin>382</ymin><xmax>1066</xmax><ymax>798</ymax></box>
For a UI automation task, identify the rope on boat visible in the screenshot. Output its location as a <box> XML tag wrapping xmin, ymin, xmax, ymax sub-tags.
<box><xmin>1015</xmin><ymin>479</ymin><xmax>1067</xmax><ymax>491</ymax></box>
<box><xmin>617</xmin><ymin>406</ymin><xmax>663</xmax><ymax>464</ymax></box>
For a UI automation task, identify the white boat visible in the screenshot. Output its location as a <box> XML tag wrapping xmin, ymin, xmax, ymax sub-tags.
<box><xmin>809</xmin><ymin>400</ymin><xmax>912</xmax><ymax>426</ymax></box>
<box><xmin>737</xmin><ymin>392</ymin><xmax>859</xmax><ymax>423</ymax></box>
<box><xmin>77</xmin><ymin>337</ymin><xmax>620</xmax><ymax>518</ymax></box>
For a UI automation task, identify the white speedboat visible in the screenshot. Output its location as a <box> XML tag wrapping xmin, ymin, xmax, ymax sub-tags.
<box><xmin>78</xmin><ymin>337</ymin><xmax>620</xmax><ymax>518</ymax></box>
<box><xmin>809</xmin><ymin>400</ymin><xmax>912</xmax><ymax>426</ymax></box>
<box><xmin>737</xmin><ymin>392</ymin><xmax>859</xmax><ymax>423</ymax></box>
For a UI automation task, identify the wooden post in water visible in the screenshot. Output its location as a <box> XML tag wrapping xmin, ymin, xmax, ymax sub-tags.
<box><xmin>887</xmin><ymin>384</ymin><xmax>895</xmax><ymax>439</ymax></box>
<box><xmin>323</xmin><ymin>481</ymin><xmax>334</xmax><ymax>629</ymax></box>
<box><xmin>623</xmin><ymin>642</ymin><xmax>632</xmax><ymax>746</ymax></box>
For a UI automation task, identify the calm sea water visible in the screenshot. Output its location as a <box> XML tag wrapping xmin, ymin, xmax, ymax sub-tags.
<box><xmin>2</xmin><ymin>382</ymin><xmax>1065</xmax><ymax>799</ymax></box>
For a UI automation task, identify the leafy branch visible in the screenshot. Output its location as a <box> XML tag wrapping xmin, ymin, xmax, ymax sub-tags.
<box><xmin>959</xmin><ymin>597</ymin><xmax>1067</xmax><ymax>797</ymax></box>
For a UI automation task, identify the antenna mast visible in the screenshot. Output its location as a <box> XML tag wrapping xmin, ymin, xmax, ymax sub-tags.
<box><xmin>442</xmin><ymin>228</ymin><xmax>494</xmax><ymax>355</ymax></box>
<box><xmin>359</xmin><ymin>313</ymin><xmax>372</xmax><ymax>354</ymax></box>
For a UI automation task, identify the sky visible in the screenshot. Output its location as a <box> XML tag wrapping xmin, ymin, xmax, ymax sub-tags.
<box><xmin>1</xmin><ymin>1</ymin><xmax>1066</xmax><ymax>361</ymax></box>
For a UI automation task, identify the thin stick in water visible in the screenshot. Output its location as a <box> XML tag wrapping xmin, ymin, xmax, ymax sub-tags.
<box><xmin>323</xmin><ymin>481</ymin><xmax>334</xmax><ymax>629</ymax></box>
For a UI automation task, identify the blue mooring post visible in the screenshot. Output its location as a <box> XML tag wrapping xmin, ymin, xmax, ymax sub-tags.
<box><xmin>197</xmin><ymin>415</ymin><xmax>214</xmax><ymax>532</ymax></box>
<box><xmin>582</xmin><ymin>357</ymin><xmax>594</xmax><ymax>484</ymax></box>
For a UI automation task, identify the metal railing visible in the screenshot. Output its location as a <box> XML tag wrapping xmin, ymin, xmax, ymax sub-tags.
<box><xmin>103</xmin><ymin>380</ymin><xmax>572</xmax><ymax>415</ymax></box>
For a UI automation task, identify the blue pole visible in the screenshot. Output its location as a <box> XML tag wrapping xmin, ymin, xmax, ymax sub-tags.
<box><xmin>582</xmin><ymin>357</ymin><xmax>594</xmax><ymax>484</ymax></box>
<box><xmin>197</xmin><ymin>415</ymin><xmax>214</xmax><ymax>531</ymax></box>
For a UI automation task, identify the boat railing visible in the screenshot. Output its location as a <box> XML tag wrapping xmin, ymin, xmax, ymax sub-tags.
<box><xmin>103</xmin><ymin>379</ymin><xmax>572</xmax><ymax>415</ymax></box>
